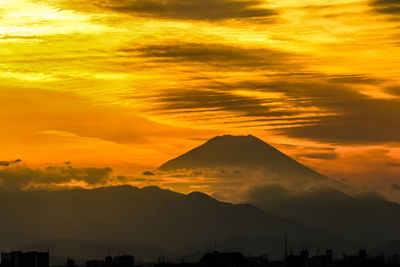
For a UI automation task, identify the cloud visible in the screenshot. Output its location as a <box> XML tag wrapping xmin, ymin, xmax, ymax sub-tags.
<box><xmin>370</xmin><ymin>0</ymin><xmax>400</xmax><ymax>16</ymax></box>
<box><xmin>297</xmin><ymin>152</ymin><xmax>338</xmax><ymax>160</ymax></box>
<box><xmin>227</xmin><ymin>78</ymin><xmax>400</xmax><ymax>144</ymax></box>
<box><xmin>92</xmin><ymin>0</ymin><xmax>277</xmax><ymax>21</ymax></box>
<box><xmin>0</xmin><ymin>165</ymin><xmax>115</xmax><ymax>191</ymax></box>
<box><xmin>142</xmin><ymin>170</ymin><xmax>155</xmax><ymax>176</ymax></box>
<box><xmin>391</xmin><ymin>184</ymin><xmax>400</xmax><ymax>190</ymax></box>
<box><xmin>0</xmin><ymin>159</ymin><xmax>22</xmax><ymax>167</ymax></box>
<box><xmin>130</xmin><ymin>43</ymin><xmax>296</xmax><ymax>70</ymax></box>
<box><xmin>146</xmin><ymin>88</ymin><xmax>296</xmax><ymax>118</ymax></box>
<box><xmin>279</xmin><ymin>94</ymin><xmax>400</xmax><ymax>144</ymax></box>
<box><xmin>127</xmin><ymin>41</ymin><xmax>400</xmax><ymax>145</ymax></box>
<box><xmin>143</xmin><ymin>66</ymin><xmax>400</xmax><ymax>144</ymax></box>
<box><xmin>148</xmin><ymin>163</ymin><xmax>345</xmax><ymax>202</ymax></box>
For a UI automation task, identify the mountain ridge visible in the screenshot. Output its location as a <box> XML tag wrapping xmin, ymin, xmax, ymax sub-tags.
<box><xmin>158</xmin><ymin>135</ymin><xmax>326</xmax><ymax>181</ymax></box>
<box><xmin>0</xmin><ymin>185</ymin><xmax>351</xmax><ymax>260</ymax></box>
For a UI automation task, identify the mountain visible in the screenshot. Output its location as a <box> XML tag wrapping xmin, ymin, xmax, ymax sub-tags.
<box><xmin>248</xmin><ymin>186</ymin><xmax>400</xmax><ymax>247</ymax></box>
<box><xmin>0</xmin><ymin>186</ymin><xmax>350</xmax><ymax>260</ymax></box>
<box><xmin>158</xmin><ymin>135</ymin><xmax>400</xmax><ymax>248</ymax></box>
<box><xmin>158</xmin><ymin>135</ymin><xmax>326</xmax><ymax>181</ymax></box>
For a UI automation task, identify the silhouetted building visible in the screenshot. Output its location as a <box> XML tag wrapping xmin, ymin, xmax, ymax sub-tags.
<box><xmin>86</xmin><ymin>260</ymin><xmax>104</xmax><ymax>267</ymax></box>
<box><xmin>285</xmin><ymin>247</ymin><xmax>309</xmax><ymax>267</ymax></box>
<box><xmin>1</xmin><ymin>251</ymin><xmax>49</xmax><ymax>267</ymax></box>
<box><xmin>105</xmin><ymin>256</ymin><xmax>134</xmax><ymax>267</ymax></box>
<box><xmin>66</xmin><ymin>258</ymin><xmax>75</xmax><ymax>267</ymax></box>
<box><xmin>336</xmin><ymin>249</ymin><xmax>388</xmax><ymax>267</ymax></box>
<box><xmin>247</xmin><ymin>255</ymin><xmax>269</xmax><ymax>267</ymax></box>
<box><xmin>309</xmin><ymin>250</ymin><xmax>333</xmax><ymax>267</ymax></box>
<box><xmin>199</xmin><ymin>251</ymin><xmax>247</xmax><ymax>267</ymax></box>
<box><xmin>86</xmin><ymin>255</ymin><xmax>134</xmax><ymax>267</ymax></box>
<box><xmin>388</xmin><ymin>254</ymin><xmax>400</xmax><ymax>266</ymax></box>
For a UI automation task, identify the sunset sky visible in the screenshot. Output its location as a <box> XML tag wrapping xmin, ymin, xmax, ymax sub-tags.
<box><xmin>1</xmin><ymin>0</ymin><xmax>400</xmax><ymax>200</ymax></box>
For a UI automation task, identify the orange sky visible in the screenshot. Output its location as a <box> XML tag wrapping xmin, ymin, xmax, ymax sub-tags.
<box><xmin>1</xmin><ymin>0</ymin><xmax>400</xmax><ymax>200</ymax></box>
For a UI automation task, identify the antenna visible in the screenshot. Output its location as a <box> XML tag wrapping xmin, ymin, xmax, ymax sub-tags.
<box><xmin>285</xmin><ymin>233</ymin><xmax>288</xmax><ymax>257</ymax></box>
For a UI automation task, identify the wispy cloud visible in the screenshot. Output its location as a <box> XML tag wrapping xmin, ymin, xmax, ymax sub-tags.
<box><xmin>78</xmin><ymin>0</ymin><xmax>277</xmax><ymax>21</ymax></box>
<box><xmin>132</xmin><ymin>41</ymin><xmax>400</xmax><ymax>144</ymax></box>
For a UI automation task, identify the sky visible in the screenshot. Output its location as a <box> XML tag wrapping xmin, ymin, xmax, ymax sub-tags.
<box><xmin>1</xmin><ymin>0</ymin><xmax>400</xmax><ymax>201</ymax></box>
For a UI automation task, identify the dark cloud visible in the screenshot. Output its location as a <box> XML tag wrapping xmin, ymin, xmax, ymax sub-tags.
<box><xmin>370</xmin><ymin>0</ymin><xmax>400</xmax><ymax>15</ymax></box>
<box><xmin>391</xmin><ymin>184</ymin><xmax>400</xmax><ymax>190</ymax></box>
<box><xmin>142</xmin><ymin>170</ymin><xmax>155</xmax><ymax>176</ymax></box>
<box><xmin>0</xmin><ymin>159</ymin><xmax>22</xmax><ymax>167</ymax></box>
<box><xmin>328</xmin><ymin>74</ymin><xmax>385</xmax><ymax>85</ymax></box>
<box><xmin>128</xmin><ymin>41</ymin><xmax>400</xmax><ymax>145</ymax></box>
<box><xmin>297</xmin><ymin>152</ymin><xmax>338</xmax><ymax>160</ymax></box>
<box><xmin>280</xmin><ymin>96</ymin><xmax>400</xmax><ymax>144</ymax></box>
<box><xmin>145</xmin><ymin>75</ymin><xmax>400</xmax><ymax>143</ymax></box>
<box><xmin>146</xmin><ymin>88</ymin><xmax>297</xmax><ymax>119</ymax></box>
<box><xmin>232</xmin><ymin>79</ymin><xmax>400</xmax><ymax>144</ymax></box>
<box><xmin>0</xmin><ymin>165</ymin><xmax>114</xmax><ymax>191</ymax></box>
<box><xmin>129</xmin><ymin>43</ymin><xmax>296</xmax><ymax>70</ymax></box>
<box><xmin>385</xmin><ymin>86</ymin><xmax>400</xmax><ymax>96</ymax></box>
<box><xmin>94</xmin><ymin>0</ymin><xmax>276</xmax><ymax>21</ymax></box>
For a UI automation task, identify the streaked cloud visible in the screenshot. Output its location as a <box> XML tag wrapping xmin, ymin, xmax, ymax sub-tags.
<box><xmin>65</xmin><ymin>0</ymin><xmax>277</xmax><ymax>21</ymax></box>
<box><xmin>370</xmin><ymin>0</ymin><xmax>400</xmax><ymax>15</ymax></box>
<box><xmin>1</xmin><ymin>0</ymin><xmax>400</xmax><ymax>201</ymax></box>
<box><xmin>130</xmin><ymin>42</ymin><xmax>300</xmax><ymax>70</ymax></box>
<box><xmin>297</xmin><ymin>152</ymin><xmax>338</xmax><ymax>160</ymax></box>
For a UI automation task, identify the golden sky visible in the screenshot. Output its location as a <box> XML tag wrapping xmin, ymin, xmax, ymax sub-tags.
<box><xmin>1</xmin><ymin>0</ymin><xmax>400</xmax><ymax>200</ymax></box>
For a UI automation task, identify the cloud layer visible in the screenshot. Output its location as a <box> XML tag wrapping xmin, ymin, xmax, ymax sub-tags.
<box><xmin>2</xmin><ymin>0</ymin><xmax>400</xmax><ymax>195</ymax></box>
<box><xmin>0</xmin><ymin>164</ymin><xmax>115</xmax><ymax>191</ymax></box>
<box><xmin>92</xmin><ymin>0</ymin><xmax>276</xmax><ymax>20</ymax></box>
<box><xmin>370</xmin><ymin>0</ymin><xmax>400</xmax><ymax>16</ymax></box>
<box><xmin>136</xmin><ymin>42</ymin><xmax>400</xmax><ymax>144</ymax></box>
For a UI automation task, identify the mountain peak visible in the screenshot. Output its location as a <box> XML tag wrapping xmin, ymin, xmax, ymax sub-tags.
<box><xmin>207</xmin><ymin>134</ymin><xmax>260</xmax><ymax>143</ymax></box>
<box><xmin>158</xmin><ymin>134</ymin><xmax>325</xmax><ymax>180</ymax></box>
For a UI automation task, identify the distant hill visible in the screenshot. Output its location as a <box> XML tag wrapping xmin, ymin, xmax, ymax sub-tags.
<box><xmin>158</xmin><ymin>135</ymin><xmax>326</xmax><ymax>181</ymax></box>
<box><xmin>0</xmin><ymin>186</ymin><xmax>349</xmax><ymax>260</ymax></box>
<box><xmin>248</xmin><ymin>186</ymin><xmax>400</xmax><ymax>247</ymax></box>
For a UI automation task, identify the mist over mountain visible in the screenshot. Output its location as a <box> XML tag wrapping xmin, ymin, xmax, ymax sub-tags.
<box><xmin>248</xmin><ymin>185</ymin><xmax>400</xmax><ymax>247</ymax></box>
<box><xmin>1</xmin><ymin>134</ymin><xmax>398</xmax><ymax>261</ymax></box>
<box><xmin>158</xmin><ymin>135</ymin><xmax>326</xmax><ymax>181</ymax></box>
<box><xmin>158</xmin><ymin>135</ymin><xmax>400</xmax><ymax>248</ymax></box>
<box><xmin>0</xmin><ymin>185</ymin><xmax>349</xmax><ymax>260</ymax></box>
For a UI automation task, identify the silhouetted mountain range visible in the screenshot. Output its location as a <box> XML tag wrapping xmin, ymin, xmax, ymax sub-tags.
<box><xmin>248</xmin><ymin>186</ymin><xmax>400</xmax><ymax>247</ymax></box>
<box><xmin>158</xmin><ymin>135</ymin><xmax>326</xmax><ymax>181</ymax></box>
<box><xmin>1</xmin><ymin>134</ymin><xmax>399</xmax><ymax>261</ymax></box>
<box><xmin>158</xmin><ymin>135</ymin><xmax>400</xmax><ymax>247</ymax></box>
<box><xmin>0</xmin><ymin>186</ymin><xmax>349</xmax><ymax>260</ymax></box>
